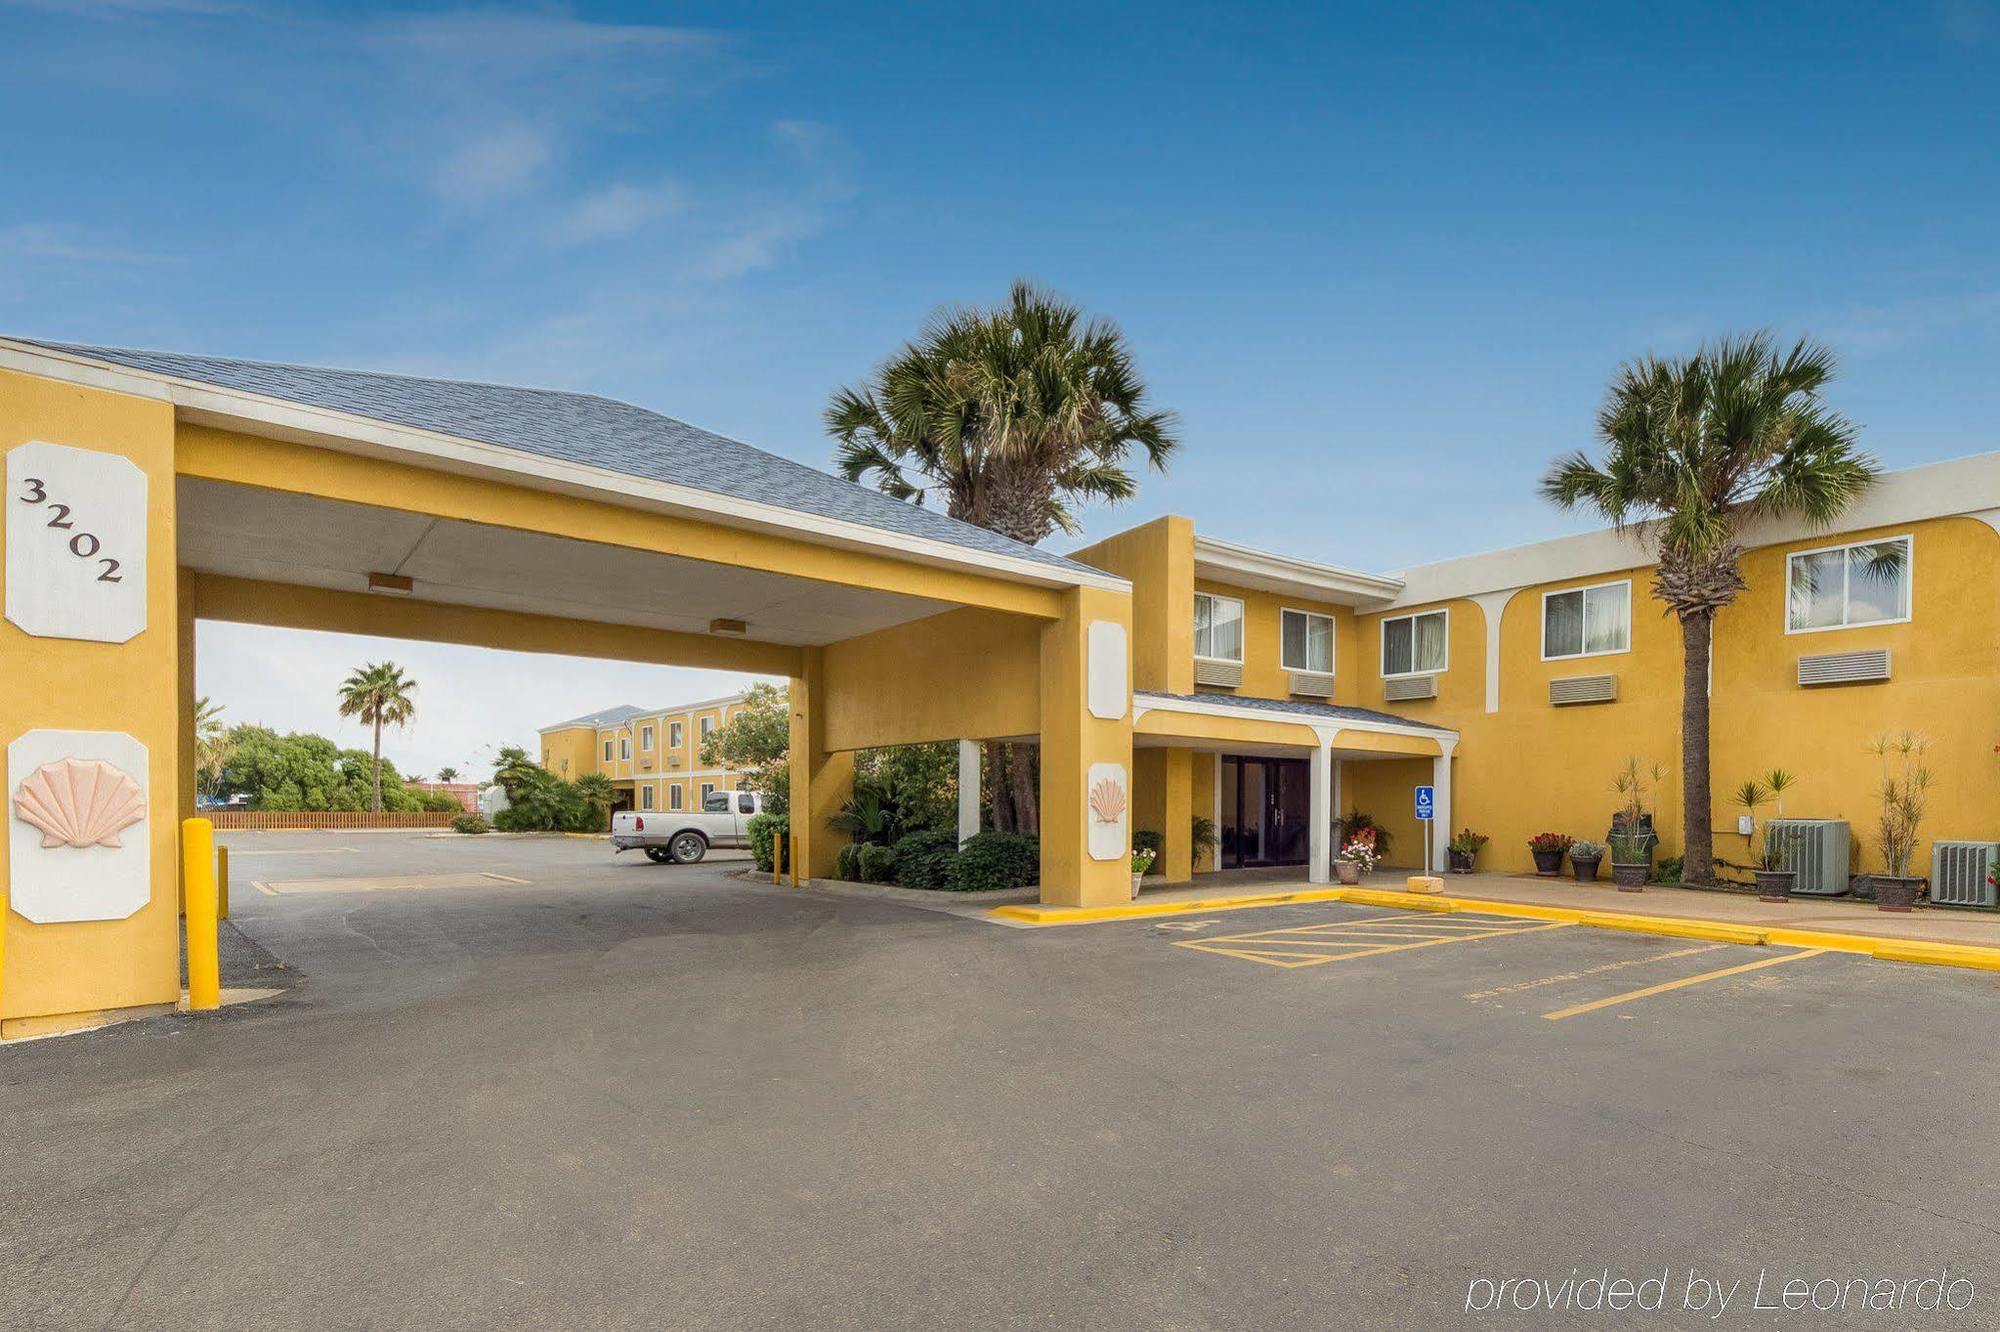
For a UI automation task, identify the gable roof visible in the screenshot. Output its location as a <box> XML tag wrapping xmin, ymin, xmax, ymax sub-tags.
<box><xmin>538</xmin><ymin>704</ymin><xmax>650</xmax><ymax>734</ymax></box>
<box><xmin>7</xmin><ymin>339</ymin><xmax>1106</xmax><ymax>579</ymax></box>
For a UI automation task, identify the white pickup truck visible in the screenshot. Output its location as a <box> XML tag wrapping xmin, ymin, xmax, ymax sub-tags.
<box><xmin>611</xmin><ymin>789</ymin><xmax>768</xmax><ymax>864</ymax></box>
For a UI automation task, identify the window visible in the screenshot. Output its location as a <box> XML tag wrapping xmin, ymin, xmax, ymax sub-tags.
<box><xmin>700</xmin><ymin>782</ymin><xmax>716</xmax><ymax>804</ymax></box>
<box><xmin>619</xmin><ymin>736</ymin><xmax>631</xmax><ymax>760</ymax></box>
<box><xmin>602</xmin><ymin>739</ymin><xmax>613</xmax><ymax>761</ymax></box>
<box><xmin>737</xmin><ymin>792</ymin><xmax>756</xmax><ymax>814</ymax></box>
<box><xmin>668</xmin><ymin>721</ymin><xmax>683</xmax><ymax>748</ymax></box>
<box><xmin>1787</xmin><ymin>536</ymin><xmax>1910</xmax><ymax>632</ymax></box>
<box><xmin>1542</xmin><ymin>581</ymin><xmax>1631</xmax><ymax>659</ymax></box>
<box><xmin>699</xmin><ymin>715</ymin><xmax>716</xmax><ymax>738</ymax></box>
<box><xmin>1280</xmin><ymin>609</ymin><xmax>1335</xmax><ymax>674</ymax></box>
<box><xmin>1381</xmin><ymin>609</ymin><xmax>1448</xmax><ymax>676</ymax></box>
<box><xmin>669</xmin><ymin>784</ymin><xmax>683</xmax><ymax>810</ymax></box>
<box><xmin>640</xmin><ymin>785</ymin><xmax>655</xmax><ymax>811</ymax></box>
<box><xmin>640</xmin><ymin>725</ymin><xmax>654</xmax><ymax>752</ymax></box>
<box><xmin>702</xmin><ymin>788</ymin><xmax>728</xmax><ymax>812</ymax></box>
<box><xmin>1193</xmin><ymin>593</ymin><xmax>1244</xmax><ymax>662</ymax></box>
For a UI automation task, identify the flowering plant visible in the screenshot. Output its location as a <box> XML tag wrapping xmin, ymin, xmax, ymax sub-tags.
<box><xmin>1131</xmin><ymin>847</ymin><xmax>1156</xmax><ymax>876</ymax></box>
<box><xmin>1338</xmin><ymin>826</ymin><xmax>1380</xmax><ymax>873</ymax></box>
<box><xmin>1527</xmin><ymin>832</ymin><xmax>1575</xmax><ymax>855</ymax></box>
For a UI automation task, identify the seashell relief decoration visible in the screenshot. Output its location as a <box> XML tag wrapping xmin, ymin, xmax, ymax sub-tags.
<box><xmin>12</xmin><ymin>757</ymin><xmax>148</xmax><ymax>850</ymax></box>
<box><xmin>1088</xmin><ymin>776</ymin><xmax>1127</xmax><ymax>825</ymax></box>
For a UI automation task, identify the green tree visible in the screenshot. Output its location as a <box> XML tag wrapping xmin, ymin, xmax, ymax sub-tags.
<box><xmin>699</xmin><ymin>682</ymin><xmax>792</xmax><ymax>811</ymax></box>
<box><xmin>192</xmin><ymin>696</ymin><xmax>232</xmax><ymax>804</ymax></box>
<box><xmin>337</xmin><ymin>661</ymin><xmax>419</xmax><ymax>813</ymax></box>
<box><xmin>828</xmin><ymin>280</ymin><xmax>1178</xmax><ymax>829</ymax></box>
<box><xmin>435</xmin><ymin>765</ymin><xmax>460</xmax><ymax>783</ymax></box>
<box><xmin>214</xmin><ymin>725</ymin><xmax>422</xmax><ymax>812</ymax></box>
<box><xmin>574</xmin><ymin>772</ymin><xmax>617</xmax><ymax>832</ymax></box>
<box><xmin>1541</xmin><ymin>333</ymin><xmax>1878</xmax><ymax>884</ymax></box>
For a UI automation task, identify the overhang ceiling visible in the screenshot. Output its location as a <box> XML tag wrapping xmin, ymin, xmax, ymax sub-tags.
<box><xmin>176</xmin><ymin>478</ymin><xmax>955</xmax><ymax>646</ymax></box>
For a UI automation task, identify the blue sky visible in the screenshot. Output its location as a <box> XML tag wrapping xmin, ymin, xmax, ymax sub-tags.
<box><xmin>4</xmin><ymin>0</ymin><xmax>1995</xmax><ymax>774</ymax></box>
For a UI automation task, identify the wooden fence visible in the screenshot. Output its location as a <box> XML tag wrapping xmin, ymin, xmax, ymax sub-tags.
<box><xmin>205</xmin><ymin>810</ymin><xmax>460</xmax><ymax>831</ymax></box>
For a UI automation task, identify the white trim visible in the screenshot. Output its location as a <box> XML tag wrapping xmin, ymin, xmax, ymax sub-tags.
<box><xmin>1380</xmin><ymin>607</ymin><xmax>1450</xmax><ymax>679</ymax></box>
<box><xmin>1131</xmin><ymin>692</ymin><xmax>1457</xmax><ymax>746</ymax></box>
<box><xmin>0</xmin><ymin>339</ymin><xmax>1129</xmax><ymax>596</ymax></box>
<box><xmin>1538</xmin><ymin>579</ymin><xmax>1632</xmax><ymax>662</ymax></box>
<box><xmin>1278</xmin><ymin>605</ymin><xmax>1337</xmax><ymax>675</ymax></box>
<box><xmin>1192</xmin><ymin>591</ymin><xmax>1246</xmax><ymax>664</ymax></box>
<box><xmin>1782</xmin><ymin>533</ymin><xmax>1913</xmax><ymax>635</ymax></box>
<box><xmin>1468</xmin><ymin>588</ymin><xmax>1520</xmax><ymax>714</ymax></box>
<box><xmin>1193</xmin><ymin>535</ymin><xmax>1403</xmax><ymax>607</ymax></box>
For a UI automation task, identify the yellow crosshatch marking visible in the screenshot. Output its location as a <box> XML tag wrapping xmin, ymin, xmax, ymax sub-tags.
<box><xmin>1172</xmin><ymin>912</ymin><xmax>1573</xmax><ymax>969</ymax></box>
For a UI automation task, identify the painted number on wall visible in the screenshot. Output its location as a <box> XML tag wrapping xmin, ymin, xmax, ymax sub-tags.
<box><xmin>5</xmin><ymin>440</ymin><xmax>149</xmax><ymax>644</ymax></box>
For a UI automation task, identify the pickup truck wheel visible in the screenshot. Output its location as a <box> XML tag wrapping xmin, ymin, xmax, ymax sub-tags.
<box><xmin>643</xmin><ymin>847</ymin><xmax>672</xmax><ymax>864</ymax></box>
<box><xmin>669</xmin><ymin>831</ymin><xmax>708</xmax><ymax>865</ymax></box>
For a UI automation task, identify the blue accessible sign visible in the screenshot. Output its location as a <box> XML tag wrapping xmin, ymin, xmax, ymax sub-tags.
<box><xmin>1414</xmin><ymin>785</ymin><xmax>1435</xmax><ymax>822</ymax></box>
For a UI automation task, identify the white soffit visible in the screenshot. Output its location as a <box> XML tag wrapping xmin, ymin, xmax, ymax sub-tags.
<box><xmin>1192</xmin><ymin>536</ymin><xmax>1404</xmax><ymax>607</ymax></box>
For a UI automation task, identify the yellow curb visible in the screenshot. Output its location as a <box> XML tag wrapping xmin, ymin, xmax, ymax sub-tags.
<box><xmin>989</xmin><ymin>887</ymin><xmax>1348</xmax><ymax>925</ymax></box>
<box><xmin>1328</xmin><ymin>887</ymin><xmax>1457</xmax><ymax>913</ymax></box>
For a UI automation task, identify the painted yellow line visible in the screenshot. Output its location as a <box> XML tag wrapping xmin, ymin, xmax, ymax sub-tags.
<box><xmin>252</xmin><ymin>880</ymin><xmax>277</xmax><ymax>896</ymax></box>
<box><xmin>1177</xmin><ymin>920</ymin><xmax>1573</xmax><ymax>968</ymax></box>
<box><xmin>1542</xmin><ymin>949</ymin><xmax>1828</xmax><ymax>1021</ymax></box>
<box><xmin>481</xmin><ymin>872</ymin><xmax>531</xmax><ymax>884</ymax></box>
<box><xmin>1464</xmin><ymin>944</ymin><xmax>1728</xmax><ymax>1001</ymax></box>
<box><xmin>990</xmin><ymin>887</ymin><xmax>1350</xmax><ymax>925</ymax></box>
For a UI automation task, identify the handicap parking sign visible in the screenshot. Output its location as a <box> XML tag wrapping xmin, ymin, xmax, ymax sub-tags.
<box><xmin>1414</xmin><ymin>785</ymin><xmax>1435</xmax><ymax>821</ymax></box>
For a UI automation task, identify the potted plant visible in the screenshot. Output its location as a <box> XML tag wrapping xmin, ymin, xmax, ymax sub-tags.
<box><xmin>1335</xmin><ymin>826</ymin><xmax>1378</xmax><ymax>885</ymax></box>
<box><xmin>1569</xmin><ymin>839</ymin><xmax>1605</xmax><ymax>883</ymax></box>
<box><xmin>1130</xmin><ymin>846</ymin><xmax>1156</xmax><ymax>900</ymax></box>
<box><xmin>1753</xmin><ymin>822</ymin><xmax>1800</xmax><ymax>902</ymax></box>
<box><xmin>1446</xmin><ymin>829</ymin><xmax>1488</xmax><ymax>874</ymax></box>
<box><xmin>1607</xmin><ymin>756</ymin><xmax>1666</xmax><ymax>891</ymax></box>
<box><xmin>1868</xmin><ymin>731</ymin><xmax>1933</xmax><ymax>912</ymax></box>
<box><xmin>1527</xmin><ymin>832</ymin><xmax>1573</xmax><ymax>877</ymax></box>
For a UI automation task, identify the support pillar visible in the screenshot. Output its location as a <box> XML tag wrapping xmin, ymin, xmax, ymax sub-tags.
<box><xmin>956</xmin><ymin>740</ymin><xmax>980</xmax><ymax>844</ymax></box>
<box><xmin>1308</xmin><ymin>739</ymin><xmax>1333</xmax><ymax>885</ymax></box>
<box><xmin>788</xmin><ymin>648</ymin><xmax>852</xmax><ymax>885</ymax></box>
<box><xmin>1431</xmin><ymin>741</ymin><xmax>1456</xmax><ymax>873</ymax></box>
<box><xmin>1037</xmin><ymin>586</ymin><xmax>1134</xmax><ymax>907</ymax></box>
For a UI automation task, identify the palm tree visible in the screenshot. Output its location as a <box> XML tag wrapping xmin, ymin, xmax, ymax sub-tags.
<box><xmin>829</xmin><ymin>280</ymin><xmax>1179</xmax><ymax>827</ymax></box>
<box><xmin>336</xmin><ymin>661</ymin><xmax>419</xmax><ymax>813</ymax></box>
<box><xmin>435</xmin><ymin>765</ymin><xmax>460</xmax><ymax>784</ymax></box>
<box><xmin>192</xmin><ymin>696</ymin><xmax>232</xmax><ymax>804</ymax></box>
<box><xmin>574</xmin><ymin>772</ymin><xmax>617</xmax><ymax>832</ymax></box>
<box><xmin>1541</xmin><ymin>333</ymin><xmax>1878</xmax><ymax>884</ymax></box>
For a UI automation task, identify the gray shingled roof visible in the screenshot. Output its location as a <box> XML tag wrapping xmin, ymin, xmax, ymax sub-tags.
<box><xmin>1137</xmin><ymin>690</ymin><xmax>1456</xmax><ymax>733</ymax></box>
<box><xmin>16</xmin><ymin>339</ymin><xmax>1100</xmax><ymax>577</ymax></box>
<box><xmin>537</xmin><ymin>704</ymin><xmax>649</xmax><ymax>733</ymax></box>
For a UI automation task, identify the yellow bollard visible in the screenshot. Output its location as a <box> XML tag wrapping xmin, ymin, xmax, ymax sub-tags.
<box><xmin>217</xmin><ymin>844</ymin><xmax>230</xmax><ymax>921</ymax></box>
<box><xmin>181</xmin><ymin>818</ymin><xmax>220</xmax><ymax>1012</ymax></box>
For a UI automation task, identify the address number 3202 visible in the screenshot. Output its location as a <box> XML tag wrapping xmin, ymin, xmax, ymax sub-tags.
<box><xmin>16</xmin><ymin>477</ymin><xmax>124</xmax><ymax>582</ymax></box>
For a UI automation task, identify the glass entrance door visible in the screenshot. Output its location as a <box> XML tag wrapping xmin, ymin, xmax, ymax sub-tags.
<box><xmin>1220</xmin><ymin>756</ymin><xmax>1312</xmax><ymax>869</ymax></box>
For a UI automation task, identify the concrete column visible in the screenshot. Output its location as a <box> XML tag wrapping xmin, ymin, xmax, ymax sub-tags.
<box><xmin>1332</xmin><ymin>757</ymin><xmax>1344</xmax><ymax>850</ymax></box>
<box><xmin>957</xmin><ymin>740</ymin><xmax>980</xmax><ymax>844</ymax></box>
<box><xmin>1308</xmin><ymin>741</ymin><xmax>1333</xmax><ymax>885</ymax></box>
<box><xmin>1431</xmin><ymin>742</ymin><xmax>1456</xmax><ymax>873</ymax></box>
<box><xmin>1037</xmin><ymin>586</ymin><xmax>1135</xmax><ymax>907</ymax></box>
<box><xmin>787</xmin><ymin>648</ymin><xmax>852</xmax><ymax>885</ymax></box>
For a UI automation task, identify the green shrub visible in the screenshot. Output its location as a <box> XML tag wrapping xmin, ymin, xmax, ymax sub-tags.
<box><xmin>1655</xmin><ymin>855</ymin><xmax>1684</xmax><ymax>885</ymax></box>
<box><xmin>892</xmin><ymin>829</ymin><xmax>960</xmax><ymax>890</ymax></box>
<box><xmin>856</xmin><ymin>843</ymin><xmax>899</xmax><ymax>883</ymax></box>
<box><xmin>1134</xmin><ymin>830</ymin><xmax>1164</xmax><ymax>862</ymax></box>
<box><xmin>450</xmin><ymin>812</ymin><xmax>490</xmax><ymax>835</ymax></box>
<box><xmin>421</xmin><ymin>791</ymin><xmax>466</xmax><ymax>813</ymax></box>
<box><xmin>947</xmin><ymin>831</ymin><xmax>1039</xmax><ymax>892</ymax></box>
<box><xmin>493</xmin><ymin>805</ymin><xmax>538</xmax><ymax>833</ymax></box>
<box><xmin>747</xmin><ymin>812</ymin><xmax>788</xmax><ymax>873</ymax></box>
<box><xmin>836</xmin><ymin>842</ymin><xmax>865</xmax><ymax>882</ymax></box>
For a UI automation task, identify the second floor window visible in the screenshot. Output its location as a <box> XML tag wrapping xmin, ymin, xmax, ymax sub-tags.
<box><xmin>1280</xmin><ymin>609</ymin><xmax>1335</xmax><ymax>674</ymax></box>
<box><xmin>669</xmin><ymin>722</ymin><xmax>683</xmax><ymax>748</ymax></box>
<box><xmin>602</xmin><ymin>739</ymin><xmax>613</xmax><ymax>761</ymax></box>
<box><xmin>1543</xmin><ymin>581</ymin><xmax>1630</xmax><ymax>659</ymax></box>
<box><xmin>640</xmin><ymin>726</ymin><xmax>654</xmax><ymax>752</ymax></box>
<box><xmin>1193</xmin><ymin>593</ymin><xmax>1244</xmax><ymax>662</ymax></box>
<box><xmin>619</xmin><ymin>736</ymin><xmax>631</xmax><ymax>760</ymax></box>
<box><xmin>1788</xmin><ymin>536</ymin><xmax>1910</xmax><ymax>632</ymax></box>
<box><xmin>700</xmin><ymin>715</ymin><xmax>716</xmax><ymax>738</ymax></box>
<box><xmin>1382</xmin><ymin>609</ymin><xmax>1447</xmax><ymax>676</ymax></box>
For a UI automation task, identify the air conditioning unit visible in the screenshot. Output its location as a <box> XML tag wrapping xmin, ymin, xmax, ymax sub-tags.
<box><xmin>1384</xmin><ymin>674</ymin><xmax>1437</xmax><ymax>702</ymax></box>
<box><xmin>1767</xmin><ymin>818</ymin><xmax>1851</xmax><ymax>895</ymax></box>
<box><xmin>1549</xmin><ymin>674</ymin><xmax>1618</xmax><ymax>706</ymax></box>
<box><xmin>1194</xmin><ymin>659</ymin><xmax>1243</xmax><ymax>688</ymax></box>
<box><xmin>1931</xmin><ymin>841</ymin><xmax>1999</xmax><ymax>908</ymax></box>
<box><xmin>1288</xmin><ymin>670</ymin><xmax>1336</xmax><ymax>698</ymax></box>
<box><xmin>1798</xmin><ymin>649</ymin><xmax>1891</xmax><ymax>686</ymax></box>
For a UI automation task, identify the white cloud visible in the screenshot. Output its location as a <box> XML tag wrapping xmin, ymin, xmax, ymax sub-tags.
<box><xmin>432</xmin><ymin>124</ymin><xmax>556</xmax><ymax>205</ymax></box>
<box><xmin>0</xmin><ymin>222</ymin><xmax>171</xmax><ymax>263</ymax></box>
<box><xmin>547</xmin><ymin>180</ymin><xmax>688</xmax><ymax>246</ymax></box>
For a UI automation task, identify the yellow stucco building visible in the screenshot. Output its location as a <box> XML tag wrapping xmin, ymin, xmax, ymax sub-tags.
<box><xmin>2</xmin><ymin>334</ymin><xmax>1995</xmax><ymax>1039</ymax></box>
<box><xmin>539</xmin><ymin>692</ymin><xmax>756</xmax><ymax>814</ymax></box>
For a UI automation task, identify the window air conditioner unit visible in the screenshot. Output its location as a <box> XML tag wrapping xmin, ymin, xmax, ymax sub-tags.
<box><xmin>1767</xmin><ymin>819</ymin><xmax>1851</xmax><ymax>896</ymax></box>
<box><xmin>1930</xmin><ymin>841</ymin><xmax>1999</xmax><ymax>909</ymax></box>
<box><xmin>1288</xmin><ymin>671</ymin><xmax>1336</xmax><ymax>698</ymax></box>
<box><xmin>1383</xmin><ymin>674</ymin><xmax>1437</xmax><ymax>702</ymax></box>
<box><xmin>1549</xmin><ymin>674</ymin><xmax>1618</xmax><ymax>706</ymax></box>
<box><xmin>1194</xmin><ymin>659</ymin><xmax>1243</xmax><ymax>688</ymax></box>
<box><xmin>1798</xmin><ymin>649</ymin><xmax>1890</xmax><ymax>686</ymax></box>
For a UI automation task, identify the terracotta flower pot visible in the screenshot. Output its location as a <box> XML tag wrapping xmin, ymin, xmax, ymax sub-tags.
<box><xmin>1610</xmin><ymin>861</ymin><xmax>1648</xmax><ymax>891</ymax></box>
<box><xmin>1531</xmin><ymin>848</ymin><xmax>1565</xmax><ymax>877</ymax></box>
<box><xmin>1873</xmin><ymin>875</ymin><xmax>1924</xmax><ymax>913</ymax></box>
<box><xmin>1753</xmin><ymin>869</ymin><xmax>1794</xmax><ymax>903</ymax></box>
<box><xmin>1571</xmin><ymin>856</ymin><xmax>1602</xmax><ymax>884</ymax></box>
<box><xmin>1335</xmin><ymin>860</ymin><xmax>1361</xmax><ymax>886</ymax></box>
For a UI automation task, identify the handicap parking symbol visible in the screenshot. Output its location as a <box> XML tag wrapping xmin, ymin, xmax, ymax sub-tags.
<box><xmin>1414</xmin><ymin>785</ymin><xmax>1435</xmax><ymax>821</ymax></box>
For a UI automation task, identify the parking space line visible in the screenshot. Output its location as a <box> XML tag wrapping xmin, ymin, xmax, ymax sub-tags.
<box><xmin>252</xmin><ymin>880</ymin><xmax>277</xmax><ymax>896</ymax></box>
<box><xmin>1541</xmin><ymin>948</ymin><xmax>1829</xmax><ymax>1020</ymax></box>
<box><xmin>1176</xmin><ymin>918</ymin><xmax>1573</xmax><ymax>968</ymax></box>
<box><xmin>481</xmin><ymin>872</ymin><xmax>531</xmax><ymax>884</ymax></box>
<box><xmin>1464</xmin><ymin>944</ymin><xmax>1728</xmax><ymax>1001</ymax></box>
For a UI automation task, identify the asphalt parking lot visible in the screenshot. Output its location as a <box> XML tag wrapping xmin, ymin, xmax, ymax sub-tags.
<box><xmin>2</xmin><ymin>831</ymin><xmax>1996</xmax><ymax>1330</ymax></box>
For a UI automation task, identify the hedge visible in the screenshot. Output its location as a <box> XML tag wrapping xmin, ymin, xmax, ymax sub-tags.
<box><xmin>891</xmin><ymin>829</ymin><xmax>960</xmax><ymax>889</ymax></box>
<box><xmin>856</xmin><ymin>843</ymin><xmax>899</xmax><ymax>883</ymax></box>
<box><xmin>946</xmin><ymin>831</ymin><xmax>1038</xmax><ymax>892</ymax></box>
<box><xmin>747</xmin><ymin>812</ymin><xmax>788</xmax><ymax>873</ymax></box>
